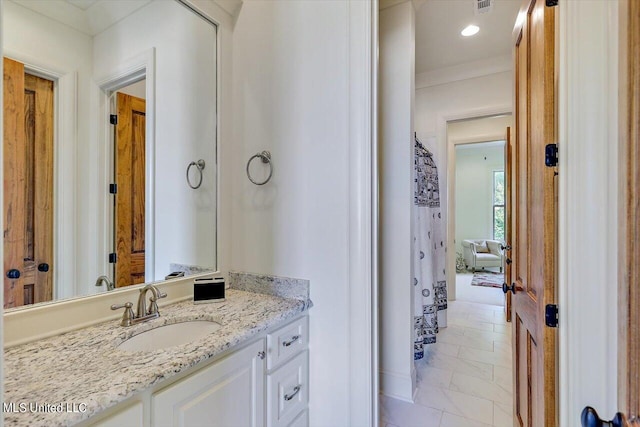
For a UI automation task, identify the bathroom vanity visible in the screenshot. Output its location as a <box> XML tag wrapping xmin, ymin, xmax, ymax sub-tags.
<box><xmin>90</xmin><ymin>312</ymin><xmax>309</xmax><ymax>427</ymax></box>
<box><xmin>3</xmin><ymin>278</ymin><xmax>312</xmax><ymax>427</ymax></box>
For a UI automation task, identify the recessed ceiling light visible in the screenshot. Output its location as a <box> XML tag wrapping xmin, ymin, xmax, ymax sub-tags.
<box><xmin>461</xmin><ymin>25</ymin><xmax>480</xmax><ymax>37</ymax></box>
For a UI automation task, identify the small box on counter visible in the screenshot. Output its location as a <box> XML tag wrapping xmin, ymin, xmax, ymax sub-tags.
<box><xmin>193</xmin><ymin>277</ymin><xmax>225</xmax><ymax>304</ymax></box>
<box><xmin>165</xmin><ymin>271</ymin><xmax>185</xmax><ymax>280</ymax></box>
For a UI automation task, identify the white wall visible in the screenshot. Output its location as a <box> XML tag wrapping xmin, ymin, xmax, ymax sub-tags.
<box><xmin>455</xmin><ymin>144</ymin><xmax>504</xmax><ymax>253</ymax></box>
<box><xmin>454</xmin><ymin>142</ymin><xmax>504</xmax><ymax>255</ymax></box>
<box><xmin>379</xmin><ymin>0</ymin><xmax>416</xmax><ymax>402</ymax></box>
<box><xmin>230</xmin><ymin>1</ymin><xmax>351</xmax><ymax>425</ymax></box>
<box><xmin>93</xmin><ymin>0</ymin><xmax>218</xmax><ymax>281</ymax></box>
<box><xmin>415</xmin><ymin>71</ymin><xmax>511</xmax><ymax>155</ymax></box>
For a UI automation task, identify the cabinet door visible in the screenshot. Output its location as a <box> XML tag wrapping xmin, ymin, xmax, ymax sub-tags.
<box><xmin>89</xmin><ymin>402</ymin><xmax>144</xmax><ymax>427</ymax></box>
<box><xmin>267</xmin><ymin>351</ymin><xmax>308</xmax><ymax>427</ymax></box>
<box><xmin>153</xmin><ymin>340</ymin><xmax>265</xmax><ymax>427</ymax></box>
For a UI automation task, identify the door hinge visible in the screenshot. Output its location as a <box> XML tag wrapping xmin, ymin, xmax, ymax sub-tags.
<box><xmin>108</xmin><ymin>253</ymin><xmax>117</xmax><ymax>264</ymax></box>
<box><xmin>110</xmin><ymin>114</ymin><xmax>118</xmax><ymax>125</ymax></box>
<box><xmin>546</xmin><ymin>0</ymin><xmax>558</xmax><ymax>6</ymax></box>
<box><xmin>545</xmin><ymin>304</ymin><xmax>558</xmax><ymax>328</ymax></box>
<box><xmin>545</xmin><ymin>144</ymin><xmax>558</xmax><ymax>167</ymax></box>
<box><xmin>109</xmin><ymin>183</ymin><xmax>117</xmax><ymax>194</ymax></box>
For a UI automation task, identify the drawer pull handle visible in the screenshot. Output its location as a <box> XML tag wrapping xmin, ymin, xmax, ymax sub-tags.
<box><xmin>284</xmin><ymin>385</ymin><xmax>301</xmax><ymax>401</ymax></box>
<box><xmin>282</xmin><ymin>335</ymin><xmax>300</xmax><ymax>347</ymax></box>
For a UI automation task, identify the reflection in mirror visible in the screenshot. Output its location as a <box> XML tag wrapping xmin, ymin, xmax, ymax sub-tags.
<box><xmin>3</xmin><ymin>0</ymin><xmax>217</xmax><ymax>309</ymax></box>
<box><xmin>114</xmin><ymin>80</ymin><xmax>147</xmax><ymax>287</ymax></box>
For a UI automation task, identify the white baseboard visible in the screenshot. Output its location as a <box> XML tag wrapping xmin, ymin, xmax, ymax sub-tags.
<box><xmin>380</xmin><ymin>369</ymin><xmax>415</xmax><ymax>403</ymax></box>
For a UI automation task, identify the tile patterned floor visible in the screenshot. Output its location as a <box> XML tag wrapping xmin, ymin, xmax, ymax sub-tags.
<box><xmin>380</xmin><ymin>300</ymin><xmax>513</xmax><ymax>427</ymax></box>
<box><xmin>455</xmin><ymin>273</ymin><xmax>504</xmax><ymax>306</ymax></box>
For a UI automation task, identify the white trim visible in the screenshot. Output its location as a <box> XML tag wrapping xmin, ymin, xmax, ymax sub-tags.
<box><xmin>380</xmin><ymin>370</ymin><xmax>415</xmax><ymax>403</ymax></box>
<box><xmin>96</xmin><ymin>48</ymin><xmax>156</xmax><ymax>285</ymax></box>
<box><xmin>54</xmin><ymin>72</ymin><xmax>77</xmax><ymax>300</ymax></box>
<box><xmin>558</xmin><ymin>1</ymin><xmax>619</xmax><ymax>424</ymax></box>
<box><xmin>438</xmin><ymin>105</ymin><xmax>511</xmax><ymax>301</ymax></box>
<box><xmin>371</xmin><ymin>0</ymin><xmax>380</xmax><ymax>423</ymax></box>
<box><xmin>348</xmin><ymin>0</ymin><xmax>378</xmax><ymax>425</ymax></box>
<box><xmin>449</xmin><ymin>133</ymin><xmax>507</xmax><ymax>146</ymax></box>
<box><xmin>416</xmin><ymin>54</ymin><xmax>512</xmax><ymax>90</ymax></box>
<box><xmin>178</xmin><ymin>0</ymin><xmax>223</xmax><ymax>26</ymax></box>
<box><xmin>2</xmin><ymin>51</ymin><xmax>78</xmax><ymax>301</ymax></box>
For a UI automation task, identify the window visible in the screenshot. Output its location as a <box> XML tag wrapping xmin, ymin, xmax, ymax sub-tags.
<box><xmin>493</xmin><ymin>170</ymin><xmax>505</xmax><ymax>240</ymax></box>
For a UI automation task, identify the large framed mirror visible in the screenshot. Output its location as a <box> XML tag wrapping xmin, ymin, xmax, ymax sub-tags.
<box><xmin>3</xmin><ymin>0</ymin><xmax>218</xmax><ymax>310</ymax></box>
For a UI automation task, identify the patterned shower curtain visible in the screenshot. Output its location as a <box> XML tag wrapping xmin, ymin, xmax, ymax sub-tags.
<box><xmin>413</xmin><ymin>135</ymin><xmax>448</xmax><ymax>360</ymax></box>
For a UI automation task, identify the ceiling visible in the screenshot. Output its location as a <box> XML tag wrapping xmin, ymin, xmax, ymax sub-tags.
<box><xmin>11</xmin><ymin>0</ymin><xmax>242</xmax><ymax>35</ymax></box>
<box><xmin>415</xmin><ymin>0</ymin><xmax>522</xmax><ymax>74</ymax></box>
<box><xmin>10</xmin><ymin>0</ymin><xmax>152</xmax><ymax>36</ymax></box>
<box><xmin>65</xmin><ymin>0</ymin><xmax>100</xmax><ymax>11</ymax></box>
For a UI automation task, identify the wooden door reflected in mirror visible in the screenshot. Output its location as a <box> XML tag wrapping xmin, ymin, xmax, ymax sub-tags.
<box><xmin>3</xmin><ymin>57</ymin><xmax>54</xmax><ymax>308</ymax></box>
<box><xmin>114</xmin><ymin>90</ymin><xmax>146</xmax><ymax>288</ymax></box>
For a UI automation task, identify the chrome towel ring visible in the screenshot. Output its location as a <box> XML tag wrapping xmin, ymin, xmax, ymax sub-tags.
<box><xmin>186</xmin><ymin>159</ymin><xmax>206</xmax><ymax>189</ymax></box>
<box><xmin>246</xmin><ymin>151</ymin><xmax>273</xmax><ymax>185</ymax></box>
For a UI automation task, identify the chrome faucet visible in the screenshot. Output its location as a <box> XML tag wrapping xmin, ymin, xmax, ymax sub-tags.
<box><xmin>111</xmin><ymin>284</ymin><xmax>167</xmax><ymax>327</ymax></box>
<box><xmin>137</xmin><ymin>284</ymin><xmax>167</xmax><ymax>319</ymax></box>
<box><xmin>95</xmin><ymin>275</ymin><xmax>115</xmax><ymax>291</ymax></box>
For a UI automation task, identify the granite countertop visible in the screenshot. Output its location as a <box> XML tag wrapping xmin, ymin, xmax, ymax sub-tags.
<box><xmin>3</xmin><ymin>288</ymin><xmax>311</xmax><ymax>426</ymax></box>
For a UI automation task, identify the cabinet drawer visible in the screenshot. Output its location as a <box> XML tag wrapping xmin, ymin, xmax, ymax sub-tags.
<box><xmin>267</xmin><ymin>351</ymin><xmax>309</xmax><ymax>427</ymax></box>
<box><xmin>267</xmin><ymin>316</ymin><xmax>308</xmax><ymax>370</ymax></box>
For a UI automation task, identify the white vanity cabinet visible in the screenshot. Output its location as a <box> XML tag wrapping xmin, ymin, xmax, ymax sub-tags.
<box><xmin>153</xmin><ymin>339</ymin><xmax>265</xmax><ymax>427</ymax></box>
<box><xmin>265</xmin><ymin>317</ymin><xmax>309</xmax><ymax>427</ymax></box>
<box><xmin>85</xmin><ymin>315</ymin><xmax>309</xmax><ymax>427</ymax></box>
<box><xmin>89</xmin><ymin>402</ymin><xmax>144</xmax><ymax>427</ymax></box>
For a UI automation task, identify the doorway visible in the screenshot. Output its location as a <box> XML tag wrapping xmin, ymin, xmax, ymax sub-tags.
<box><xmin>448</xmin><ymin>114</ymin><xmax>512</xmax><ymax>307</ymax></box>
<box><xmin>378</xmin><ymin>0</ymin><xmax>523</xmax><ymax>424</ymax></box>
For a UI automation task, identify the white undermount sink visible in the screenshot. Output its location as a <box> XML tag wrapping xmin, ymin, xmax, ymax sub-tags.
<box><xmin>117</xmin><ymin>320</ymin><xmax>223</xmax><ymax>352</ymax></box>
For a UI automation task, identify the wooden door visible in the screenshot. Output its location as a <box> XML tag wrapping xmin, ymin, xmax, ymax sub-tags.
<box><xmin>510</xmin><ymin>1</ymin><xmax>557</xmax><ymax>426</ymax></box>
<box><xmin>3</xmin><ymin>57</ymin><xmax>54</xmax><ymax>309</ymax></box>
<box><xmin>504</xmin><ymin>126</ymin><xmax>512</xmax><ymax>323</ymax></box>
<box><xmin>114</xmin><ymin>92</ymin><xmax>146</xmax><ymax>288</ymax></box>
<box><xmin>618</xmin><ymin>0</ymin><xmax>640</xmax><ymax>423</ymax></box>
